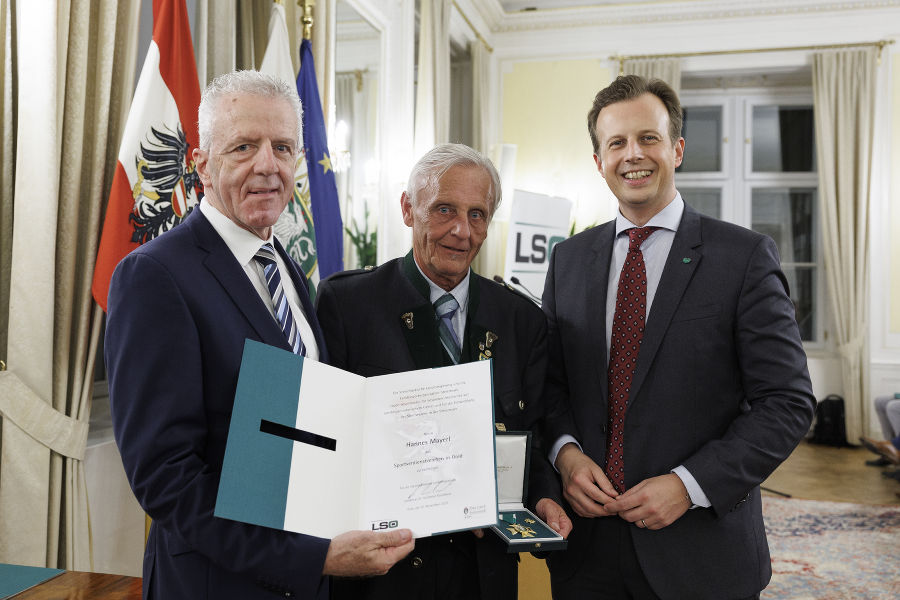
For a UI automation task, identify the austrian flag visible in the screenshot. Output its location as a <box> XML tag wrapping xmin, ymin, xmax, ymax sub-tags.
<box><xmin>92</xmin><ymin>0</ymin><xmax>201</xmax><ymax>312</ymax></box>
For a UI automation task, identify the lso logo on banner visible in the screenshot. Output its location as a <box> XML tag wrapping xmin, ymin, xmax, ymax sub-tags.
<box><xmin>503</xmin><ymin>190</ymin><xmax>572</xmax><ymax>304</ymax></box>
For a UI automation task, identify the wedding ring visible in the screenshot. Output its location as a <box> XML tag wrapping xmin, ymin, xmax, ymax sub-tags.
<box><xmin>640</xmin><ymin>519</ymin><xmax>647</xmax><ymax>528</ymax></box>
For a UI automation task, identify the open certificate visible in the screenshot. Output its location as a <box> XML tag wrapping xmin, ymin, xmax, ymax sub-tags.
<box><xmin>215</xmin><ymin>339</ymin><xmax>498</xmax><ymax>539</ymax></box>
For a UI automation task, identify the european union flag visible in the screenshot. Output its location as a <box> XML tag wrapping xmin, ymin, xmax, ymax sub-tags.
<box><xmin>297</xmin><ymin>39</ymin><xmax>343</xmax><ymax>278</ymax></box>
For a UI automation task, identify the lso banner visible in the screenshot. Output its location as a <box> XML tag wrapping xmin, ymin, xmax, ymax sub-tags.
<box><xmin>503</xmin><ymin>190</ymin><xmax>572</xmax><ymax>304</ymax></box>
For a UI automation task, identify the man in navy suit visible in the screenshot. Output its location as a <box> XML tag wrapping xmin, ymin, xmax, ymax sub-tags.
<box><xmin>537</xmin><ymin>75</ymin><xmax>816</xmax><ymax>599</ymax></box>
<box><xmin>106</xmin><ymin>70</ymin><xmax>413</xmax><ymax>600</ymax></box>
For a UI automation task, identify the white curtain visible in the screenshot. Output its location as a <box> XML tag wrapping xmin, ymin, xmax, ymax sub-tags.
<box><xmin>812</xmin><ymin>48</ymin><xmax>877</xmax><ymax>442</ymax></box>
<box><xmin>335</xmin><ymin>70</ymin><xmax>377</xmax><ymax>269</ymax></box>
<box><xmin>335</xmin><ymin>73</ymin><xmax>355</xmax><ymax>264</ymax></box>
<box><xmin>0</xmin><ymin>0</ymin><xmax>139</xmax><ymax>569</ymax></box>
<box><xmin>471</xmin><ymin>40</ymin><xmax>490</xmax><ymax>155</ymax></box>
<box><xmin>413</xmin><ymin>0</ymin><xmax>450</xmax><ymax>158</ymax></box>
<box><xmin>623</xmin><ymin>57</ymin><xmax>681</xmax><ymax>96</ymax></box>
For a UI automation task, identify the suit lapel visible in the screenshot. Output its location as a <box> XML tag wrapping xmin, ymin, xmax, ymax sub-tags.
<box><xmin>273</xmin><ymin>238</ymin><xmax>329</xmax><ymax>362</ymax></box>
<box><xmin>399</xmin><ymin>252</ymin><xmax>450</xmax><ymax>369</ymax></box>
<box><xmin>461</xmin><ymin>274</ymin><xmax>487</xmax><ymax>363</ymax></box>
<box><xmin>589</xmin><ymin>223</ymin><xmax>616</xmax><ymax>403</ymax></box>
<box><xmin>629</xmin><ymin>206</ymin><xmax>702</xmax><ymax>405</ymax></box>
<box><xmin>188</xmin><ymin>209</ymin><xmax>291</xmax><ymax>351</ymax></box>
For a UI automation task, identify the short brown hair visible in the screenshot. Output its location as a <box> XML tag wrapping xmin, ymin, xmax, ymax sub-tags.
<box><xmin>587</xmin><ymin>75</ymin><xmax>683</xmax><ymax>154</ymax></box>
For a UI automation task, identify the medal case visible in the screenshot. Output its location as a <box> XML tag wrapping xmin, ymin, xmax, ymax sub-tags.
<box><xmin>490</xmin><ymin>431</ymin><xmax>568</xmax><ymax>552</ymax></box>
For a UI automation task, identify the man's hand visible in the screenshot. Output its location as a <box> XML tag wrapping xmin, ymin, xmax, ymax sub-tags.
<box><xmin>604</xmin><ymin>473</ymin><xmax>691</xmax><ymax>530</ymax></box>
<box><xmin>535</xmin><ymin>498</ymin><xmax>573</xmax><ymax>538</ymax></box>
<box><xmin>322</xmin><ymin>529</ymin><xmax>415</xmax><ymax>577</ymax></box>
<box><xmin>555</xmin><ymin>443</ymin><xmax>619</xmax><ymax>518</ymax></box>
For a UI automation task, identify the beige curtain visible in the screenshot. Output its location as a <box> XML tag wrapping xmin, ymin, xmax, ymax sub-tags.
<box><xmin>812</xmin><ymin>48</ymin><xmax>877</xmax><ymax>442</ymax></box>
<box><xmin>0</xmin><ymin>0</ymin><xmax>13</xmax><ymax>361</ymax></box>
<box><xmin>0</xmin><ymin>0</ymin><xmax>139</xmax><ymax>570</ymax></box>
<box><xmin>623</xmin><ymin>57</ymin><xmax>681</xmax><ymax>97</ymax></box>
<box><xmin>196</xmin><ymin>0</ymin><xmax>236</xmax><ymax>86</ymax></box>
<box><xmin>413</xmin><ymin>0</ymin><xmax>450</xmax><ymax>158</ymax></box>
<box><xmin>222</xmin><ymin>0</ymin><xmax>334</xmax><ymax>125</ymax></box>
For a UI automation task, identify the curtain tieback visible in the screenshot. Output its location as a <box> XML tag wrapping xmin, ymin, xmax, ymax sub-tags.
<box><xmin>837</xmin><ymin>335</ymin><xmax>864</xmax><ymax>360</ymax></box>
<box><xmin>0</xmin><ymin>370</ymin><xmax>88</xmax><ymax>460</ymax></box>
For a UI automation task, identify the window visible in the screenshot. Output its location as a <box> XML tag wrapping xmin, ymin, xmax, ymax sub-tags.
<box><xmin>677</xmin><ymin>89</ymin><xmax>822</xmax><ymax>344</ymax></box>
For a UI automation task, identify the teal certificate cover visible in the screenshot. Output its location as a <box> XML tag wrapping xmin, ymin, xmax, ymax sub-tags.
<box><xmin>0</xmin><ymin>563</ymin><xmax>64</xmax><ymax>598</ymax></box>
<box><xmin>215</xmin><ymin>339</ymin><xmax>497</xmax><ymax>540</ymax></box>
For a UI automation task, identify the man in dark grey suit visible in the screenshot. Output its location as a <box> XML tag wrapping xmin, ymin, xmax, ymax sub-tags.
<box><xmin>538</xmin><ymin>75</ymin><xmax>815</xmax><ymax>599</ymax></box>
<box><xmin>316</xmin><ymin>143</ymin><xmax>571</xmax><ymax>600</ymax></box>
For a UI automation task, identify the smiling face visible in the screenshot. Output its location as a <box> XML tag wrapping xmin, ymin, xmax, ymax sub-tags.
<box><xmin>402</xmin><ymin>164</ymin><xmax>493</xmax><ymax>291</ymax></box>
<box><xmin>193</xmin><ymin>93</ymin><xmax>298</xmax><ymax>240</ymax></box>
<box><xmin>593</xmin><ymin>93</ymin><xmax>685</xmax><ymax>225</ymax></box>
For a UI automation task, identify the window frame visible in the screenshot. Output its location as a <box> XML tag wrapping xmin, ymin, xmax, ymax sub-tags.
<box><xmin>677</xmin><ymin>87</ymin><xmax>828</xmax><ymax>349</ymax></box>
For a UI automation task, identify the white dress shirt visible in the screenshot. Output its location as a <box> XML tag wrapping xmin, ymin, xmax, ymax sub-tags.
<box><xmin>199</xmin><ymin>200</ymin><xmax>319</xmax><ymax>361</ymax></box>
<box><xmin>551</xmin><ymin>193</ymin><xmax>711</xmax><ymax>508</ymax></box>
<box><xmin>414</xmin><ymin>260</ymin><xmax>470</xmax><ymax>344</ymax></box>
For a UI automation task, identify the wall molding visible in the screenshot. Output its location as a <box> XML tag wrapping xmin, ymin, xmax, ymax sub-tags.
<box><xmin>474</xmin><ymin>0</ymin><xmax>900</xmax><ymax>32</ymax></box>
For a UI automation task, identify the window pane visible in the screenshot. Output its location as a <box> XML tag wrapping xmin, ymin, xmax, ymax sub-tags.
<box><xmin>751</xmin><ymin>105</ymin><xmax>815</xmax><ymax>172</ymax></box>
<box><xmin>679</xmin><ymin>187</ymin><xmax>721</xmax><ymax>219</ymax></box>
<box><xmin>783</xmin><ymin>266</ymin><xmax>815</xmax><ymax>341</ymax></box>
<box><xmin>751</xmin><ymin>187</ymin><xmax>815</xmax><ymax>263</ymax></box>
<box><xmin>677</xmin><ymin>106</ymin><xmax>721</xmax><ymax>172</ymax></box>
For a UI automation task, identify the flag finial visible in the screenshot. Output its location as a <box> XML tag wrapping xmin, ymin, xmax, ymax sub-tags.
<box><xmin>301</xmin><ymin>0</ymin><xmax>315</xmax><ymax>40</ymax></box>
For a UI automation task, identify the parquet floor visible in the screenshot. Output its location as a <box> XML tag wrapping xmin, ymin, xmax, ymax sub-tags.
<box><xmin>518</xmin><ymin>441</ymin><xmax>900</xmax><ymax>598</ymax></box>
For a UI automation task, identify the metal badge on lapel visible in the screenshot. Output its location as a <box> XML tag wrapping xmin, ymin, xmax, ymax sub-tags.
<box><xmin>479</xmin><ymin>331</ymin><xmax>498</xmax><ymax>360</ymax></box>
<box><xmin>401</xmin><ymin>312</ymin><xmax>414</xmax><ymax>330</ymax></box>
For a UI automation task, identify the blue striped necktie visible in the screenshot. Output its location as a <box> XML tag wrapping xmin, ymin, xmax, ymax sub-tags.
<box><xmin>434</xmin><ymin>293</ymin><xmax>461</xmax><ymax>364</ymax></box>
<box><xmin>254</xmin><ymin>243</ymin><xmax>306</xmax><ymax>356</ymax></box>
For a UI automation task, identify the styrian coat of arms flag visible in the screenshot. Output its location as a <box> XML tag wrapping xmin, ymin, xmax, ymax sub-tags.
<box><xmin>297</xmin><ymin>38</ymin><xmax>344</xmax><ymax>280</ymax></box>
<box><xmin>92</xmin><ymin>0</ymin><xmax>201</xmax><ymax>312</ymax></box>
<box><xmin>259</xmin><ymin>2</ymin><xmax>320</xmax><ymax>290</ymax></box>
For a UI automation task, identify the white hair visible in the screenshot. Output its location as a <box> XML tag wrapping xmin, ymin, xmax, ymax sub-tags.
<box><xmin>197</xmin><ymin>70</ymin><xmax>303</xmax><ymax>150</ymax></box>
<box><xmin>405</xmin><ymin>143</ymin><xmax>502</xmax><ymax>217</ymax></box>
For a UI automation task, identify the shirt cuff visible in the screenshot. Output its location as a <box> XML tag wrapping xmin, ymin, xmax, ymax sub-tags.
<box><xmin>549</xmin><ymin>435</ymin><xmax>581</xmax><ymax>472</ymax></box>
<box><xmin>671</xmin><ymin>465</ymin><xmax>711</xmax><ymax>508</ymax></box>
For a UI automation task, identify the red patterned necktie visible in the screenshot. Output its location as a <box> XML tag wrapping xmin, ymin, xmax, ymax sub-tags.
<box><xmin>606</xmin><ymin>226</ymin><xmax>658</xmax><ymax>493</ymax></box>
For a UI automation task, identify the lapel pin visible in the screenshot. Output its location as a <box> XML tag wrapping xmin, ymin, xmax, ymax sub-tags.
<box><xmin>682</xmin><ymin>258</ymin><xmax>692</xmax><ymax>264</ymax></box>
<box><xmin>485</xmin><ymin>331</ymin><xmax>498</xmax><ymax>348</ymax></box>
<box><xmin>401</xmin><ymin>312</ymin><xmax>414</xmax><ymax>329</ymax></box>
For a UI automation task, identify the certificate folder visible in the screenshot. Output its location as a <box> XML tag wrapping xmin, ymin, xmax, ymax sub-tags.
<box><xmin>215</xmin><ymin>339</ymin><xmax>498</xmax><ymax>540</ymax></box>
<box><xmin>491</xmin><ymin>432</ymin><xmax>567</xmax><ymax>553</ymax></box>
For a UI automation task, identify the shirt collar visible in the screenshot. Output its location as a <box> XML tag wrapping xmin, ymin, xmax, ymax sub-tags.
<box><xmin>615</xmin><ymin>192</ymin><xmax>684</xmax><ymax>236</ymax></box>
<box><xmin>199</xmin><ymin>199</ymin><xmax>275</xmax><ymax>266</ymax></box>
<box><xmin>413</xmin><ymin>259</ymin><xmax>471</xmax><ymax>308</ymax></box>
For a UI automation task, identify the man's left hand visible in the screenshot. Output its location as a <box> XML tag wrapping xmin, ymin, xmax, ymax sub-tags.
<box><xmin>603</xmin><ymin>473</ymin><xmax>691</xmax><ymax>530</ymax></box>
<box><xmin>536</xmin><ymin>498</ymin><xmax>573</xmax><ymax>538</ymax></box>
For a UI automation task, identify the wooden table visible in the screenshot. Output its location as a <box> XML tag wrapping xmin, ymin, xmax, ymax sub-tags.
<box><xmin>11</xmin><ymin>571</ymin><xmax>141</xmax><ymax>599</ymax></box>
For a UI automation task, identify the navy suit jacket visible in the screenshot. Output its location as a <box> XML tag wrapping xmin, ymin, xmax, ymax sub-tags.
<box><xmin>538</xmin><ymin>205</ymin><xmax>815</xmax><ymax>599</ymax></box>
<box><xmin>106</xmin><ymin>208</ymin><xmax>331</xmax><ymax>599</ymax></box>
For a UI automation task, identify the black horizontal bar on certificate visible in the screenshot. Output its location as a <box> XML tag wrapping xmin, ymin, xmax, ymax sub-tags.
<box><xmin>259</xmin><ymin>419</ymin><xmax>337</xmax><ymax>451</ymax></box>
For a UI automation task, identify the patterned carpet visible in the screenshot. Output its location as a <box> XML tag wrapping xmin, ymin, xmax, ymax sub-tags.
<box><xmin>762</xmin><ymin>496</ymin><xmax>900</xmax><ymax>599</ymax></box>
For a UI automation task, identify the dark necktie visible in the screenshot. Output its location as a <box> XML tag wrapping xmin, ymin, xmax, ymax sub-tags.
<box><xmin>606</xmin><ymin>226</ymin><xmax>658</xmax><ymax>493</ymax></box>
<box><xmin>434</xmin><ymin>293</ymin><xmax>461</xmax><ymax>364</ymax></box>
<box><xmin>254</xmin><ymin>243</ymin><xmax>306</xmax><ymax>356</ymax></box>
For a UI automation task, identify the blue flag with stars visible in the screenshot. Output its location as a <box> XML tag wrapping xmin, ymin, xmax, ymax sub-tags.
<box><xmin>297</xmin><ymin>38</ymin><xmax>343</xmax><ymax>277</ymax></box>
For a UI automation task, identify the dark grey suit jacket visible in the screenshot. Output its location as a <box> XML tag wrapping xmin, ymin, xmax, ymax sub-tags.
<box><xmin>316</xmin><ymin>252</ymin><xmax>551</xmax><ymax>600</ymax></box>
<box><xmin>539</xmin><ymin>204</ymin><xmax>815</xmax><ymax>599</ymax></box>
